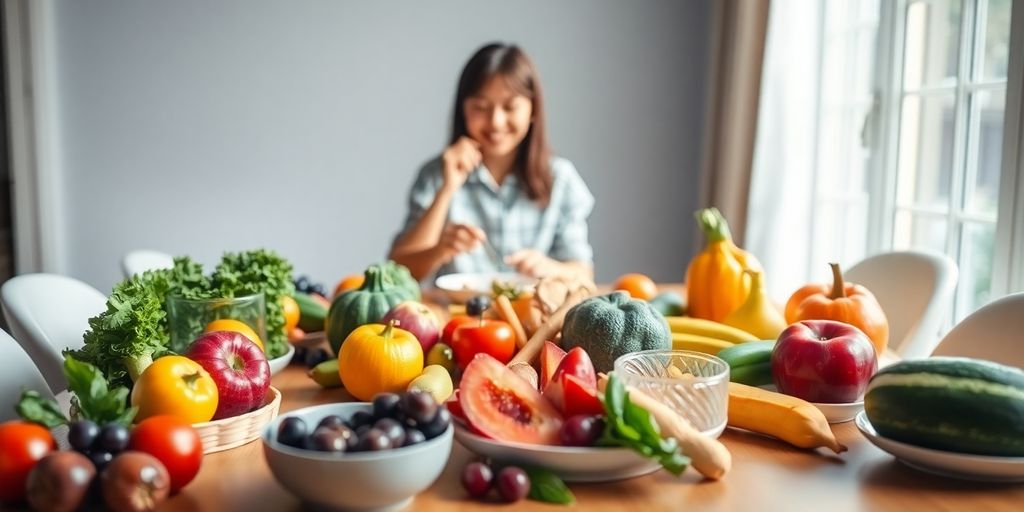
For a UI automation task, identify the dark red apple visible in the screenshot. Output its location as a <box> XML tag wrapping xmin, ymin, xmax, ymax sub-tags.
<box><xmin>186</xmin><ymin>331</ymin><xmax>270</xmax><ymax>419</ymax></box>
<box><xmin>771</xmin><ymin>320</ymin><xmax>877</xmax><ymax>403</ymax></box>
<box><xmin>382</xmin><ymin>301</ymin><xmax>441</xmax><ymax>352</ymax></box>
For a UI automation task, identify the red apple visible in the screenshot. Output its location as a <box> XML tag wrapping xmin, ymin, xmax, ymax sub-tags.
<box><xmin>771</xmin><ymin>320</ymin><xmax>877</xmax><ymax>403</ymax></box>
<box><xmin>382</xmin><ymin>301</ymin><xmax>441</xmax><ymax>352</ymax></box>
<box><xmin>186</xmin><ymin>331</ymin><xmax>270</xmax><ymax>419</ymax></box>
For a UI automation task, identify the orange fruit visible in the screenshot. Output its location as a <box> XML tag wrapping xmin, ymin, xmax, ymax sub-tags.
<box><xmin>204</xmin><ymin>319</ymin><xmax>264</xmax><ymax>352</ymax></box>
<box><xmin>281</xmin><ymin>295</ymin><xmax>300</xmax><ymax>332</ymax></box>
<box><xmin>333</xmin><ymin>273</ymin><xmax>365</xmax><ymax>297</ymax></box>
<box><xmin>614</xmin><ymin>273</ymin><xmax>658</xmax><ymax>301</ymax></box>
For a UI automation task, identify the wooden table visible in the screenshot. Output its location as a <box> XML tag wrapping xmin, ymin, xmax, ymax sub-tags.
<box><xmin>161</xmin><ymin>362</ymin><xmax>1024</xmax><ymax>512</ymax></box>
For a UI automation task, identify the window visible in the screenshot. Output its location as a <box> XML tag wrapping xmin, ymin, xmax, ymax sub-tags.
<box><xmin>873</xmin><ymin>0</ymin><xmax>1014</xmax><ymax>321</ymax></box>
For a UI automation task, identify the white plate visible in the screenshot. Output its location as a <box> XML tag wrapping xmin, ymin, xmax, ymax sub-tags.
<box><xmin>811</xmin><ymin>400</ymin><xmax>864</xmax><ymax>424</ymax></box>
<box><xmin>856</xmin><ymin>411</ymin><xmax>1024</xmax><ymax>482</ymax></box>
<box><xmin>453</xmin><ymin>424</ymin><xmax>660</xmax><ymax>482</ymax></box>
<box><xmin>434</xmin><ymin>272</ymin><xmax>535</xmax><ymax>303</ymax></box>
<box><xmin>268</xmin><ymin>343</ymin><xmax>295</xmax><ymax>376</ymax></box>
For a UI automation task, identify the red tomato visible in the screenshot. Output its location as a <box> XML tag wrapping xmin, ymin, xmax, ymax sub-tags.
<box><xmin>451</xmin><ymin>319</ymin><xmax>515</xmax><ymax>369</ymax></box>
<box><xmin>561</xmin><ymin>374</ymin><xmax>605</xmax><ymax>417</ymax></box>
<box><xmin>0</xmin><ymin>421</ymin><xmax>56</xmax><ymax>502</ymax></box>
<box><xmin>441</xmin><ymin>316</ymin><xmax>476</xmax><ymax>346</ymax></box>
<box><xmin>129</xmin><ymin>415</ymin><xmax>204</xmax><ymax>493</ymax></box>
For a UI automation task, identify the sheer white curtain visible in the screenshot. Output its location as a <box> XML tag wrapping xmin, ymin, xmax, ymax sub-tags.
<box><xmin>747</xmin><ymin>0</ymin><xmax>879</xmax><ymax>302</ymax></box>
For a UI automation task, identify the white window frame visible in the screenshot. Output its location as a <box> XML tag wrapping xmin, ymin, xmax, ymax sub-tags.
<box><xmin>868</xmin><ymin>0</ymin><xmax>1024</xmax><ymax>314</ymax></box>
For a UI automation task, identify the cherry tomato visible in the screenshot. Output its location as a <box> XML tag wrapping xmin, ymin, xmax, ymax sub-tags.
<box><xmin>0</xmin><ymin>421</ymin><xmax>56</xmax><ymax>502</ymax></box>
<box><xmin>129</xmin><ymin>415</ymin><xmax>203</xmax><ymax>493</ymax></box>
<box><xmin>442</xmin><ymin>316</ymin><xmax>476</xmax><ymax>346</ymax></box>
<box><xmin>451</xmin><ymin>319</ymin><xmax>515</xmax><ymax>369</ymax></box>
<box><xmin>131</xmin><ymin>355</ymin><xmax>219</xmax><ymax>424</ymax></box>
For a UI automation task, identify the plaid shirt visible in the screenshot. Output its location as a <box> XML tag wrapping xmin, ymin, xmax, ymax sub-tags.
<box><xmin>394</xmin><ymin>156</ymin><xmax>594</xmax><ymax>278</ymax></box>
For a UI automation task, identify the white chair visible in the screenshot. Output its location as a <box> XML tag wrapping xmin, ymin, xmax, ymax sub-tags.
<box><xmin>845</xmin><ymin>251</ymin><xmax>958</xmax><ymax>360</ymax></box>
<box><xmin>1</xmin><ymin>274</ymin><xmax>108</xmax><ymax>393</ymax></box>
<box><xmin>0</xmin><ymin>328</ymin><xmax>54</xmax><ymax>422</ymax></box>
<box><xmin>931</xmin><ymin>292</ymin><xmax>1024</xmax><ymax>367</ymax></box>
<box><xmin>121</xmin><ymin>249</ymin><xmax>174</xmax><ymax>278</ymax></box>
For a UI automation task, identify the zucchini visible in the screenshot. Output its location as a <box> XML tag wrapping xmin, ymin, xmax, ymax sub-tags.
<box><xmin>864</xmin><ymin>357</ymin><xmax>1024</xmax><ymax>456</ymax></box>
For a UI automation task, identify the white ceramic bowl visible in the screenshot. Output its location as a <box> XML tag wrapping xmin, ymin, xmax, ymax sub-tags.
<box><xmin>267</xmin><ymin>343</ymin><xmax>295</xmax><ymax>376</ymax></box>
<box><xmin>453</xmin><ymin>423</ymin><xmax>660</xmax><ymax>482</ymax></box>
<box><xmin>262</xmin><ymin>402</ymin><xmax>453</xmax><ymax>511</ymax></box>
<box><xmin>856</xmin><ymin>411</ymin><xmax>1024</xmax><ymax>482</ymax></box>
<box><xmin>434</xmin><ymin>272</ymin><xmax>535</xmax><ymax>303</ymax></box>
<box><xmin>613</xmin><ymin>350</ymin><xmax>730</xmax><ymax>436</ymax></box>
<box><xmin>812</xmin><ymin>400</ymin><xmax>864</xmax><ymax>423</ymax></box>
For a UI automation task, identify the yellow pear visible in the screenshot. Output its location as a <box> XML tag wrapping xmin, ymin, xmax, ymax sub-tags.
<box><xmin>722</xmin><ymin>270</ymin><xmax>788</xmax><ymax>340</ymax></box>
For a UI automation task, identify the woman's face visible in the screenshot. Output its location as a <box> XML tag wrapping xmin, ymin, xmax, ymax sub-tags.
<box><xmin>463</xmin><ymin>76</ymin><xmax>533</xmax><ymax>158</ymax></box>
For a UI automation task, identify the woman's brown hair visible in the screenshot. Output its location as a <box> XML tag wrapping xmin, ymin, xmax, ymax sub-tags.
<box><xmin>450</xmin><ymin>43</ymin><xmax>553</xmax><ymax>205</ymax></box>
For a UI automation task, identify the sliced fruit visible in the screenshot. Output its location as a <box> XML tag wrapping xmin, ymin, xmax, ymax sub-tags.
<box><xmin>542</xmin><ymin>348</ymin><xmax>597</xmax><ymax>414</ymax></box>
<box><xmin>561</xmin><ymin>374</ymin><xmax>605</xmax><ymax>417</ymax></box>
<box><xmin>540</xmin><ymin>341</ymin><xmax>567</xmax><ymax>389</ymax></box>
<box><xmin>460</xmin><ymin>354</ymin><xmax>562</xmax><ymax>445</ymax></box>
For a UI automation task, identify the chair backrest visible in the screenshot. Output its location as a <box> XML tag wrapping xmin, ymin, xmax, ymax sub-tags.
<box><xmin>122</xmin><ymin>250</ymin><xmax>174</xmax><ymax>278</ymax></box>
<box><xmin>1</xmin><ymin>274</ymin><xmax>108</xmax><ymax>393</ymax></box>
<box><xmin>931</xmin><ymin>292</ymin><xmax>1024</xmax><ymax>367</ymax></box>
<box><xmin>0</xmin><ymin>328</ymin><xmax>55</xmax><ymax>422</ymax></box>
<box><xmin>845</xmin><ymin>251</ymin><xmax>958</xmax><ymax>359</ymax></box>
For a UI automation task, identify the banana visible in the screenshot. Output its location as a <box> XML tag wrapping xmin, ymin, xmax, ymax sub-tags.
<box><xmin>671</xmin><ymin>333</ymin><xmax>734</xmax><ymax>355</ymax></box>
<box><xmin>727</xmin><ymin>382</ymin><xmax>846</xmax><ymax>453</ymax></box>
<box><xmin>717</xmin><ymin>340</ymin><xmax>775</xmax><ymax>386</ymax></box>
<box><xmin>665</xmin><ymin>316</ymin><xmax>758</xmax><ymax>343</ymax></box>
<box><xmin>308</xmin><ymin>359</ymin><xmax>343</xmax><ymax>388</ymax></box>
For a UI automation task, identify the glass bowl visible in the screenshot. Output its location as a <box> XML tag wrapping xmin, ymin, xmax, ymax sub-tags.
<box><xmin>165</xmin><ymin>292</ymin><xmax>266</xmax><ymax>353</ymax></box>
<box><xmin>614</xmin><ymin>350</ymin><xmax>730</xmax><ymax>437</ymax></box>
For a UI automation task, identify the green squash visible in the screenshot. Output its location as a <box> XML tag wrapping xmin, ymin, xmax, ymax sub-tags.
<box><xmin>383</xmin><ymin>260</ymin><xmax>421</xmax><ymax>301</ymax></box>
<box><xmin>649</xmin><ymin>291</ymin><xmax>686</xmax><ymax>317</ymax></box>
<box><xmin>326</xmin><ymin>265</ymin><xmax>407</xmax><ymax>354</ymax></box>
<box><xmin>561</xmin><ymin>291</ymin><xmax>671</xmax><ymax>373</ymax></box>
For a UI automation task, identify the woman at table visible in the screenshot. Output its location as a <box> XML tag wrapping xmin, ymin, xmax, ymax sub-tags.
<box><xmin>388</xmin><ymin>43</ymin><xmax>595</xmax><ymax>283</ymax></box>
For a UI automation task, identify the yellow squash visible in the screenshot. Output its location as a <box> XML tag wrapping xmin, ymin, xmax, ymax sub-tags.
<box><xmin>338</xmin><ymin>321</ymin><xmax>423</xmax><ymax>401</ymax></box>
<box><xmin>685</xmin><ymin>208</ymin><xmax>763</xmax><ymax>322</ymax></box>
<box><xmin>727</xmin><ymin>382</ymin><xmax>845</xmax><ymax>453</ymax></box>
<box><xmin>722</xmin><ymin>270</ymin><xmax>787</xmax><ymax>340</ymax></box>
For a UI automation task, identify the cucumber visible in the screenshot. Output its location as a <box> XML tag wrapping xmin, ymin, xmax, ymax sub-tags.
<box><xmin>717</xmin><ymin>341</ymin><xmax>774</xmax><ymax>386</ymax></box>
<box><xmin>293</xmin><ymin>292</ymin><xmax>328</xmax><ymax>332</ymax></box>
<box><xmin>864</xmin><ymin>357</ymin><xmax>1024</xmax><ymax>456</ymax></box>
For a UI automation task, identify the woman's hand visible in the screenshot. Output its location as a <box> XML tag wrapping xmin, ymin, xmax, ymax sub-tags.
<box><xmin>437</xmin><ymin>223</ymin><xmax>486</xmax><ymax>261</ymax></box>
<box><xmin>441</xmin><ymin>136</ymin><xmax>482</xmax><ymax>192</ymax></box>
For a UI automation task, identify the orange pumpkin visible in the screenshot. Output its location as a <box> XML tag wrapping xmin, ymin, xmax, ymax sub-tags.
<box><xmin>685</xmin><ymin>208</ymin><xmax>763</xmax><ymax>321</ymax></box>
<box><xmin>338</xmin><ymin>320</ymin><xmax>424</xmax><ymax>401</ymax></box>
<box><xmin>785</xmin><ymin>262</ymin><xmax>889</xmax><ymax>355</ymax></box>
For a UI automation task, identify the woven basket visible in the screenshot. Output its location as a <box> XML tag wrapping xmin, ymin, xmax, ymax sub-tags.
<box><xmin>193</xmin><ymin>386</ymin><xmax>282</xmax><ymax>454</ymax></box>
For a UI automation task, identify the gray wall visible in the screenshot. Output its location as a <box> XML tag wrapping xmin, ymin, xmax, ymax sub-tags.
<box><xmin>51</xmin><ymin>0</ymin><xmax>711</xmax><ymax>292</ymax></box>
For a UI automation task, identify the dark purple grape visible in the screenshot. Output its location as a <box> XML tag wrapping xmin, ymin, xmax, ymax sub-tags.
<box><xmin>373</xmin><ymin>418</ymin><xmax>405</xmax><ymax>447</ymax></box>
<box><xmin>87</xmin><ymin>451</ymin><xmax>113</xmax><ymax>471</ymax></box>
<box><xmin>68</xmin><ymin>420</ymin><xmax>100</xmax><ymax>452</ymax></box>
<box><xmin>419</xmin><ymin>406</ymin><xmax>451</xmax><ymax>439</ymax></box>
<box><xmin>465</xmin><ymin>295</ymin><xmax>492</xmax><ymax>317</ymax></box>
<box><xmin>310</xmin><ymin>283</ymin><xmax>327</xmax><ymax>297</ymax></box>
<box><xmin>356</xmin><ymin>428</ymin><xmax>391</xmax><ymax>451</ymax></box>
<box><xmin>277</xmin><ymin>417</ymin><xmax>309</xmax><ymax>448</ymax></box>
<box><xmin>354</xmin><ymin>424</ymin><xmax>371</xmax><ymax>439</ymax></box>
<box><xmin>96</xmin><ymin>424</ymin><xmax>130</xmax><ymax>454</ymax></box>
<box><xmin>402</xmin><ymin>428</ymin><xmax>426</xmax><ymax>447</ymax></box>
<box><xmin>559</xmin><ymin>415</ymin><xmax>605</xmax><ymax>447</ymax></box>
<box><xmin>496</xmin><ymin>466</ymin><xmax>530</xmax><ymax>502</ymax></box>
<box><xmin>295</xmin><ymin>276</ymin><xmax>310</xmax><ymax>292</ymax></box>
<box><xmin>317</xmin><ymin>415</ymin><xmax>345</xmax><ymax>430</ymax></box>
<box><xmin>303</xmin><ymin>347</ymin><xmax>330</xmax><ymax>368</ymax></box>
<box><xmin>304</xmin><ymin>427</ymin><xmax>347</xmax><ymax>452</ymax></box>
<box><xmin>349</xmin><ymin>410</ymin><xmax>375</xmax><ymax>429</ymax></box>
<box><xmin>461</xmin><ymin>462</ymin><xmax>493</xmax><ymax>499</ymax></box>
<box><xmin>372</xmin><ymin>393</ymin><xmax>401</xmax><ymax>420</ymax></box>
<box><xmin>398</xmin><ymin>390</ymin><xmax>438</xmax><ymax>427</ymax></box>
